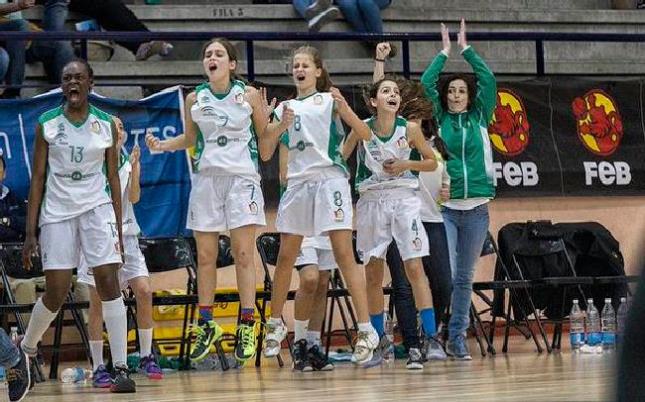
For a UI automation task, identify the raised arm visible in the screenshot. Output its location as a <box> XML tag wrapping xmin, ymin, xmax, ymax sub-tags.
<box><xmin>420</xmin><ymin>23</ymin><xmax>451</xmax><ymax>120</ymax></box>
<box><xmin>458</xmin><ymin>19</ymin><xmax>497</xmax><ymax>122</ymax></box>
<box><xmin>22</xmin><ymin>124</ymin><xmax>47</xmax><ymax>269</ymax></box>
<box><xmin>373</xmin><ymin>42</ymin><xmax>393</xmax><ymax>83</ymax></box>
<box><xmin>331</xmin><ymin>87</ymin><xmax>370</xmax><ymax>141</ymax></box>
<box><xmin>259</xmin><ymin>102</ymin><xmax>293</xmax><ymax>162</ymax></box>
<box><xmin>245</xmin><ymin>86</ymin><xmax>270</xmax><ymax>138</ymax></box>
<box><xmin>145</xmin><ymin>92</ymin><xmax>198</xmax><ymax>152</ymax></box>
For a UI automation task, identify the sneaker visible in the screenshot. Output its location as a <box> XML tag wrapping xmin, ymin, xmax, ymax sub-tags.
<box><xmin>446</xmin><ymin>334</ymin><xmax>472</xmax><ymax>361</ymax></box>
<box><xmin>139</xmin><ymin>354</ymin><xmax>163</xmax><ymax>380</ymax></box>
<box><xmin>110</xmin><ymin>365</ymin><xmax>136</xmax><ymax>393</ymax></box>
<box><xmin>361</xmin><ymin>336</ymin><xmax>393</xmax><ymax>368</ymax></box>
<box><xmin>189</xmin><ymin>320</ymin><xmax>224</xmax><ymax>363</ymax></box>
<box><xmin>292</xmin><ymin>339</ymin><xmax>312</xmax><ymax>372</ymax></box>
<box><xmin>235</xmin><ymin>323</ymin><xmax>257</xmax><ymax>364</ymax></box>
<box><xmin>92</xmin><ymin>364</ymin><xmax>112</xmax><ymax>388</ymax></box>
<box><xmin>424</xmin><ymin>336</ymin><xmax>448</xmax><ymax>361</ymax></box>
<box><xmin>307</xmin><ymin>6</ymin><xmax>340</xmax><ymax>32</ymax></box>
<box><xmin>307</xmin><ymin>344</ymin><xmax>334</xmax><ymax>371</ymax></box>
<box><xmin>406</xmin><ymin>347</ymin><xmax>424</xmax><ymax>370</ymax></box>
<box><xmin>304</xmin><ymin>0</ymin><xmax>332</xmax><ymax>19</ymax></box>
<box><xmin>351</xmin><ymin>329</ymin><xmax>379</xmax><ymax>365</ymax></box>
<box><xmin>7</xmin><ymin>347</ymin><xmax>30</xmax><ymax>402</ymax></box>
<box><xmin>135</xmin><ymin>40</ymin><xmax>173</xmax><ymax>61</ymax></box>
<box><xmin>264</xmin><ymin>320</ymin><xmax>288</xmax><ymax>357</ymax></box>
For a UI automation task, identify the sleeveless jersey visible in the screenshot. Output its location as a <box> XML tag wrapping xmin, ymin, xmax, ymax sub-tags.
<box><xmin>118</xmin><ymin>152</ymin><xmax>141</xmax><ymax>236</ymax></box>
<box><xmin>355</xmin><ymin>116</ymin><xmax>419</xmax><ymax>193</ymax></box>
<box><xmin>190</xmin><ymin>80</ymin><xmax>259</xmax><ymax>180</ymax></box>
<box><xmin>274</xmin><ymin>92</ymin><xmax>347</xmax><ymax>183</ymax></box>
<box><xmin>39</xmin><ymin>105</ymin><xmax>114</xmax><ymax>225</ymax></box>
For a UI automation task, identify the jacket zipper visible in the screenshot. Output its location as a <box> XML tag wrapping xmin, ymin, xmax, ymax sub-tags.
<box><xmin>460</xmin><ymin>114</ymin><xmax>468</xmax><ymax>198</ymax></box>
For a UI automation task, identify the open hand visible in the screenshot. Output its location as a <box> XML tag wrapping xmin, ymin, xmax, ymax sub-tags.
<box><xmin>441</xmin><ymin>23</ymin><xmax>451</xmax><ymax>55</ymax></box>
<box><xmin>457</xmin><ymin>19</ymin><xmax>467</xmax><ymax>50</ymax></box>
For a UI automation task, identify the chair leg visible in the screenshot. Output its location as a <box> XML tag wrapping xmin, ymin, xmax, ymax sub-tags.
<box><xmin>469</xmin><ymin>305</ymin><xmax>486</xmax><ymax>357</ymax></box>
<box><xmin>325</xmin><ymin>293</ymin><xmax>337</xmax><ymax>359</ymax></box>
<box><xmin>502</xmin><ymin>299</ymin><xmax>512</xmax><ymax>353</ymax></box>
<box><xmin>49</xmin><ymin>310</ymin><xmax>65</xmax><ymax>379</ymax></box>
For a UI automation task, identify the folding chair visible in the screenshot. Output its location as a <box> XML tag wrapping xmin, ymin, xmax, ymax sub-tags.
<box><xmin>139</xmin><ymin>237</ymin><xmax>197</xmax><ymax>369</ymax></box>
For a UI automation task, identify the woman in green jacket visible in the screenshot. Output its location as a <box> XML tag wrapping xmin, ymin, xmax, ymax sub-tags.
<box><xmin>420</xmin><ymin>19</ymin><xmax>496</xmax><ymax>360</ymax></box>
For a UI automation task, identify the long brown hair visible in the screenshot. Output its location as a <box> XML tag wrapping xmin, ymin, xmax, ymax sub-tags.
<box><xmin>291</xmin><ymin>45</ymin><xmax>333</xmax><ymax>92</ymax></box>
<box><xmin>201</xmin><ymin>37</ymin><xmax>246</xmax><ymax>83</ymax></box>
<box><xmin>438</xmin><ymin>73</ymin><xmax>476</xmax><ymax>112</ymax></box>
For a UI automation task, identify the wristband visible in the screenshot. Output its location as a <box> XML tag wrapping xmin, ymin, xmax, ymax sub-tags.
<box><xmin>374</xmin><ymin>58</ymin><xmax>385</xmax><ymax>62</ymax></box>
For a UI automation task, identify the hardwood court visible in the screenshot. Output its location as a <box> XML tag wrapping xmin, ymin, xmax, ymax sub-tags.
<box><xmin>22</xmin><ymin>340</ymin><xmax>615</xmax><ymax>402</ymax></box>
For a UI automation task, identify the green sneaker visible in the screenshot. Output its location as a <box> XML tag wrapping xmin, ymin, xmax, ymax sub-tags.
<box><xmin>235</xmin><ymin>323</ymin><xmax>257</xmax><ymax>364</ymax></box>
<box><xmin>189</xmin><ymin>320</ymin><xmax>223</xmax><ymax>363</ymax></box>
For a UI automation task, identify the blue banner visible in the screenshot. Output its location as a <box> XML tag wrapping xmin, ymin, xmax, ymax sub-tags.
<box><xmin>0</xmin><ymin>87</ymin><xmax>189</xmax><ymax>238</ymax></box>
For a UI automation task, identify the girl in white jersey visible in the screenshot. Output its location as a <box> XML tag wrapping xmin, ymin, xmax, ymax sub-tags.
<box><xmin>343</xmin><ymin>77</ymin><xmax>438</xmax><ymax>369</ymax></box>
<box><xmin>78</xmin><ymin>117</ymin><xmax>163</xmax><ymax>386</ymax></box>
<box><xmin>21</xmin><ymin>59</ymin><xmax>135</xmax><ymax>393</ymax></box>
<box><xmin>260</xmin><ymin>45</ymin><xmax>379</xmax><ymax>365</ymax></box>
<box><xmin>145</xmin><ymin>38</ymin><xmax>268</xmax><ymax>366</ymax></box>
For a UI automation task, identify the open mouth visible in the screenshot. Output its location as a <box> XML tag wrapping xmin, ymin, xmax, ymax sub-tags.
<box><xmin>68</xmin><ymin>87</ymin><xmax>81</xmax><ymax>99</ymax></box>
<box><xmin>295</xmin><ymin>72</ymin><xmax>306</xmax><ymax>81</ymax></box>
<box><xmin>208</xmin><ymin>64</ymin><xmax>218</xmax><ymax>72</ymax></box>
<box><xmin>386</xmin><ymin>98</ymin><xmax>399</xmax><ymax>107</ymax></box>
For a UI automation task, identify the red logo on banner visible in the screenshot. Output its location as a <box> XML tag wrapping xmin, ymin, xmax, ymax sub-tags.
<box><xmin>572</xmin><ymin>90</ymin><xmax>623</xmax><ymax>156</ymax></box>
<box><xmin>488</xmin><ymin>89</ymin><xmax>530</xmax><ymax>157</ymax></box>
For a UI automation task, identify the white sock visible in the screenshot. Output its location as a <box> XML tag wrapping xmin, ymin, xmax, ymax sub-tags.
<box><xmin>89</xmin><ymin>340</ymin><xmax>104</xmax><ymax>371</ymax></box>
<box><xmin>294</xmin><ymin>319</ymin><xmax>309</xmax><ymax>342</ymax></box>
<box><xmin>102</xmin><ymin>297</ymin><xmax>128</xmax><ymax>367</ymax></box>
<box><xmin>357</xmin><ymin>322</ymin><xmax>375</xmax><ymax>333</ymax></box>
<box><xmin>268</xmin><ymin>317</ymin><xmax>282</xmax><ymax>326</ymax></box>
<box><xmin>306</xmin><ymin>330</ymin><xmax>321</xmax><ymax>347</ymax></box>
<box><xmin>138</xmin><ymin>328</ymin><xmax>153</xmax><ymax>357</ymax></box>
<box><xmin>22</xmin><ymin>298</ymin><xmax>58</xmax><ymax>355</ymax></box>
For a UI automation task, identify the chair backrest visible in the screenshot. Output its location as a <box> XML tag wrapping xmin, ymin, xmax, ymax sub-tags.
<box><xmin>480</xmin><ymin>231</ymin><xmax>496</xmax><ymax>257</ymax></box>
<box><xmin>256</xmin><ymin>232</ymin><xmax>280</xmax><ymax>267</ymax></box>
<box><xmin>138</xmin><ymin>237</ymin><xmax>194</xmax><ymax>273</ymax></box>
<box><xmin>0</xmin><ymin>242</ymin><xmax>44</xmax><ymax>279</ymax></box>
<box><xmin>184</xmin><ymin>235</ymin><xmax>235</xmax><ymax>268</ymax></box>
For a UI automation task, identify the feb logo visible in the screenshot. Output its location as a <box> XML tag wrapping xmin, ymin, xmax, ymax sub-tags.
<box><xmin>488</xmin><ymin>89</ymin><xmax>530</xmax><ymax>157</ymax></box>
<box><xmin>571</xmin><ymin>89</ymin><xmax>623</xmax><ymax>156</ymax></box>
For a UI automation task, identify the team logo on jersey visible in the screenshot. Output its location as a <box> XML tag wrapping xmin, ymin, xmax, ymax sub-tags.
<box><xmin>412</xmin><ymin>237</ymin><xmax>422</xmax><ymax>251</ymax></box>
<box><xmin>249</xmin><ymin>201</ymin><xmax>259</xmax><ymax>215</ymax></box>
<box><xmin>90</xmin><ymin>120</ymin><xmax>101</xmax><ymax>134</ymax></box>
<box><xmin>200</xmin><ymin>95</ymin><xmax>211</xmax><ymax>104</ymax></box>
<box><xmin>396</xmin><ymin>137</ymin><xmax>409</xmax><ymax>150</ymax></box>
<box><xmin>54</xmin><ymin>123</ymin><xmax>67</xmax><ymax>143</ymax></box>
<box><xmin>200</xmin><ymin>106</ymin><xmax>217</xmax><ymax>117</ymax></box>
<box><xmin>71</xmin><ymin>171</ymin><xmax>83</xmax><ymax>181</ymax></box>
<box><xmin>216</xmin><ymin>135</ymin><xmax>228</xmax><ymax>147</ymax></box>
<box><xmin>334</xmin><ymin>208</ymin><xmax>344</xmax><ymax>221</ymax></box>
<box><xmin>313</xmin><ymin>94</ymin><xmax>323</xmax><ymax>105</ymax></box>
<box><xmin>296</xmin><ymin>140</ymin><xmax>306</xmax><ymax>151</ymax></box>
<box><xmin>234</xmin><ymin>92</ymin><xmax>245</xmax><ymax>104</ymax></box>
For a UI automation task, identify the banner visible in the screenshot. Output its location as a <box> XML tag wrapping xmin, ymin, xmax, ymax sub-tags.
<box><xmin>0</xmin><ymin>87</ymin><xmax>189</xmax><ymax>237</ymax></box>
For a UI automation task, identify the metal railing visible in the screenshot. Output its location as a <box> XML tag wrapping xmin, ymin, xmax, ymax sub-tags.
<box><xmin>2</xmin><ymin>30</ymin><xmax>645</xmax><ymax>85</ymax></box>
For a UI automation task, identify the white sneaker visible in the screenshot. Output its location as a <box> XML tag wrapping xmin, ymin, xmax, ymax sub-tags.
<box><xmin>263</xmin><ymin>320</ymin><xmax>287</xmax><ymax>357</ymax></box>
<box><xmin>307</xmin><ymin>7</ymin><xmax>340</xmax><ymax>33</ymax></box>
<box><xmin>351</xmin><ymin>329</ymin><xmax>379</xmax><ymax>365</ymax></box>
<box><xmin>304</xmin><ymin>0</ymin><xmax>332</xmax><ymax>20</ymax></box>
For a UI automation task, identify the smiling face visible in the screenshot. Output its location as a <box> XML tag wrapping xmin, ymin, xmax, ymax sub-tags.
<box><xmin>61</xmin><ymin>61</ymin><xmax>92</xmax><ymax>109</ymax></box>
<box><xmin>202</xmin><ymin>41</ymin><xmax>236</xmax><ymax>82</ymax></box>
<box><xmin>447</xmin><ymin>78</ymin><xmax>469</xmax><ymax>113</ymax></box>
<box><xmin>371</xmin><ymin>80</ymin><xmax>401</xmax><ymax>115</ymax></box>
<box><xmin>291</xmin><ymin>53</ymin><xmax>320</xmax><ymax>93</ymax></box>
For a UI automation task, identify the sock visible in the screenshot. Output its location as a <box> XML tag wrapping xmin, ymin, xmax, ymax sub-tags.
<box><xmin>199</xmin><ymin>305</ymin><xmax>213</xmax><ymax>322</ymax></box>
<box><xmin>370</xmin><ymin>312</ymin><xmax>385</xmax><ymax>338</ymax></box>
<box><xmin>102</xmin><ymin>297</ymin><xmax>128</xmax><ymax>367</ymax></box>
<box><xmin>138</xmin><ymin>328</ymin><xmax>153</xmax><ymax>357</ymax></box>
<box><xmin>306</xmin><ymin>330</ymin><xmax>321</xmax><ymax>347</ymax></box>
<box><xmin>89</xmin><ymin>340</ymin><xmax>104</xmax><ymax>371</ymax></box>
<box><xmin>357</xmin><ymin>322</ymin><xmax>374</xmax><ymax>334</ymax></box>
<box><xmin>22</xmin><ymin>298</ymin><xmax>58</xmax><ymax>355</ymax></box>
<box><xmin>268</xmin><ymin>317</ymin><xmax>282</xmax><ymax>326</ymax></box>
<box><xmin>240</xmin><ymin>308</ymin><xmax>255</xmax><ymax>324</ymax></box>
<box><xmin>294</xmin><ymin>319</ymin><xmax>309</xmax><ymax>342</ymax></box>
<box><xmin>420</xmin><ymin>308</ymin><xmax>437</xmax><ymax>337</ymax></box>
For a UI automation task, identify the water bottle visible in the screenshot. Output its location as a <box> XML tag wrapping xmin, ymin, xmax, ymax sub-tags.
<box><xmin>601</xmin><ymin>298</ymin><xmax>616</xmax><ymax>350</ymax></box>
<box><xmin>569</xmin><ymin>299</ymin><xmax>585</xmax><ymax>352</ymax></box>
<box><xmin>383</xmin><ymin>310</ymin><xmax>395</xmax><ymax>368</ymax></box>
<box><xmin>9</xmin><ymin>327</ymin><xmax>18</xmax><ymax>343</ymax></box>
<box><xmin>0</xmin><ymin>366</ymin><xmax>8</xmax><ymax>402</ymax></box>
<box><xmin>586</xmin><ymin>298</ymin><xmax>602</xmax><ymax>346</ymax></box>
<box><xmin>60</xmin><ymin>367</ymin><xmax>92</xmax><ymax>384</ymax></box>
<box><xmin>616</xmin><ymin>297</ymin><xmax>628</xmax><ymax>344</ymax></box>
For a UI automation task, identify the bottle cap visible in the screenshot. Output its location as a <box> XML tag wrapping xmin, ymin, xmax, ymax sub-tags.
<box><xmin>620</xmin><ymin>297</ymin><xmax>626</xmax><ymax>302</ymax></box>
<box><xmin>572</xmin><ymin>299</ymin><xmax>579</xmax><ymax>303</ymax></box>
<box><xmin>604</xmin><ymin>298</ymin><xmax>611</xmax><ymax>303</ymax></box>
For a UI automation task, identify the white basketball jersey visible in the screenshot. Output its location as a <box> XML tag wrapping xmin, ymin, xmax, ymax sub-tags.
<box><xmin>190</xmin><ymin>80</ymin><xmax>259</xmax><ymax>181</ymax></box>
<box><xmin>118</xmin><ymin>152</ymin><xmax>141</xmax><ymax>236</ymax></box>
<box><xmin>356</xmin><ymin>116</ymin><xmax>419</xmax><ymax>193</ymax></box>
<box><xmin>39</xmin><ymin>105</ymin><xmax>114</xmax><ymax>225</ymax></box>
<box><xmin>274</xmin><ymin>92</ymin><xmax>347</xmax><ymax>184</ymax></box>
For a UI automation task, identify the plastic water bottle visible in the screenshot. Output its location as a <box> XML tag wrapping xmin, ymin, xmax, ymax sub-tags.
<box><xmin>9</xmin><ymin>327</ymin><xmax>18</xmax><ymax>343</ymax></box>
<box><xmin>601</xmin><ymin>298</ymin><xmax>616</xmax><ymax>350</ymax></box>
<box><xmin>616</xmin><ymin>297</ymin><xmax>628</xmax><ymax>344</ymax></box>
<box><xmin>0</xmin><ymin>366</ymin><xmax>8</xmax><ymax>402</ymax></box>
<box><xmin>383</xmin><ymin>311</ymin><xmax>395</xmax><ymax>368</ymax></box>
<box><xmin>569</xmin><ymin>299</ymin><xmax>585</xmax><ymax>352</ymax></box>
<box><xmin>60</xmin><ymin>367</ymin><xmax>92</xmax><ymax>384</ymax></box>
<box><xmin>586</xmin><ymin>298</ymin><xmax>602</xmax><ymax>346</ymax></box>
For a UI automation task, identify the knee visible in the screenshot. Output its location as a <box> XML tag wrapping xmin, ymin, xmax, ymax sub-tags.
<box><xmin>232</xmin><ymin>248</ymin><xmax>253</xmax><ymax>268</ymax></box>
<box><xmin>300</xmin><ymin>276</ymin><xmax>318</xmax><ymax>294</ymax></box>
<box><xmin>132</xmin><ymin>281</ymin><xmax>152</xmax><ymax>301</ymax></box>
<box><xmin>43</xmin><ymin>288</ymin><xmax>69</xmax><ymax>310</ymax></box>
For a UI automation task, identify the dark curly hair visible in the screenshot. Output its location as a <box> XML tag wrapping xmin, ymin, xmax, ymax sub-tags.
<box><xmin>438</xmin><ymin>73</ymin><xmax>477</xmax><ymax>113</ymax></box>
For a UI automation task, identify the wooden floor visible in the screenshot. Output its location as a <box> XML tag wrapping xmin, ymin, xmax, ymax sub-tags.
<box><xmin>25</xmin><ymin>339</ymin><xmax>615</xmax><ymax>402</ymax></box>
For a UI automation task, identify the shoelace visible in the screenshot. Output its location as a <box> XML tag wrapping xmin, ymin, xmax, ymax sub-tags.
<box><xmin>239</xmin><ymin>325</ymin><xmax>255</xmax><ymax>347</ymax></box>
<box><xmin>6</xmin><ymin>368</ymin><xmax>24</xmax><ymax>382</ymax></box>
<box><xmin>188</xmin><ymin>323</ymin><xmax>207</xmax><ymax>341</ymax></box>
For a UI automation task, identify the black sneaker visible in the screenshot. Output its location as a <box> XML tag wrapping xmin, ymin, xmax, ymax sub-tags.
<box><xmin>292</xmin><ymin>339</ymin><xmax>312</xmax><ymax>372</ymax></box>
<box><xmin>7</xmin><ymin>347</ymin><xmax>31</xmax><ymax>402</ymax></box>
<box><xmin>406</xmin><ymin>347</ymin><xmax>424</xmax><ymax>370</ymax></box>
<box><xmin>110</xmin><ymin>365</ymin><xmax>136</xmax><ymax>393</ymax></box>
<box><xmin>307</xmin><ymin>344</ymin><xmax>334</xmax><ymax>371</ymax></box>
